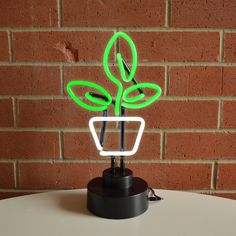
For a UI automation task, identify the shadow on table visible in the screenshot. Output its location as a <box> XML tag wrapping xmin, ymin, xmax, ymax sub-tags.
<box><xmin>58</xmin><ymin>191</ymin><xmax>93</xmax><ymax>217</ymax></box>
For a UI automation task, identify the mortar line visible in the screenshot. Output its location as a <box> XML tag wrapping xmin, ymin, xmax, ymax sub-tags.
<box><xmin>4</xmin><ymin>94</ymin><xmax>236</xmax><ymax>100</ymax></box>
<box><xmin>1</xmin><ymin>61</ymin><xmax>236</xmax><ymax>67</ymax></box>
<box><xmin>116</xmin><ymin>27</ymin><xmax>222</xmax><ymax>32</ymax></box>
<box><xmin>8</xmin><ymin>27</ymin><xmax>116</xmax><ymax>32</ymax></box>
<box><xmin>220</xmin><ymin>99</ymin><xmax>224</xmax><ymax>127</ymax></box>
<box><xmin>3</xmin><ymin>94</ymin><xmax>236</xmax><ymax>100</ymax></box>
<box><xmin>12</xmin><ymin>97</ymin><xmax>17</xmax><ymax>127</ymax></box>
<box><xmin>57</xmin><ymin>0</ymin><xmax>62</xmax><ymax>27</ymax></box>
<box><xmin>1</xmin><ymin>159</ymin><xmax>236</xmax><ymax>164</ymax></box>
<box><xmin>0</xmin><ymin>62</ymin><xmax>112</xmax><ymax>66</ymax></box>
<box><xmin>4</xmin><ymin>159</ymin><xmax>225</xmax><ymax>164</ymax></box>
<box><xmin>0</xmin><ymin>27</ymin><xmax>225</xmax><ymax>32</ymax></box>
<box><xmin>219</xmin><ymin>30</ymin><xmax>224</xmax><ymax>62</ymax></box>
<box><xmin>16</xmin><ymin>160</ymin><xmax>108</xmax><ymax>164</ymax></box>
<box><xmin>7</xmin><ymin>31</ymin><xmax>13</xmax><ymax>62</ymax></box>
<box><xmin>160</xmin><ymin>131</ymin><xmax>165</xmax><ymax>160</ymax></box>
<box><xmin>3</xmin><ymin>127</ymin><xmax>236</xmax><ymax>132</ymax></box>
<box><xmin>164</xmin><ymin>65</ymin><xmax>169</xmax><ymax>95</ymax></box>
<box><xmin>0</xmin><ymin>157</ymin><xmax>236</xmax><ymax>163</ymax></box>
<box><xmin>217</xmin><ymin>99</ymin><xmax>222</xmax><ymax>129</ymax></box>
<box><xmin>138</xmin><ymin>62</ymin><xmax>236</xmax><ymax>66</ymax></box>
<box><xmin>60</xmin><ymin>65</ymin><xmax>64</xmax><ymax>95</ymax></box>
<box><xmin>165</xmin><ymin>0</ymin><xmax>171</xmax><ymax>27</ymax></box>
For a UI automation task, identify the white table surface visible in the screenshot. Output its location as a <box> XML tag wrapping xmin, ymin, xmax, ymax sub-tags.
<box><xmin>0</xmin><ymin>189</ymin><xmax>235</xmax><ymax>236</ymax></box>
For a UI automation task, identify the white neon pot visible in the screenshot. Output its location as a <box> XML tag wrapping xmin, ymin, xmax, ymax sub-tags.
<box><xmin>89</xmin><ymin>116</ymin><xmax>145</xmax><ymax>157</ymax></box>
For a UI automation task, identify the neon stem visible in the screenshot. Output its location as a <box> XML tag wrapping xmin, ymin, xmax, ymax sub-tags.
<box><xmin>122</xmin><ymin>58</ymin><xmax>144</xmax><ymax>95</ymax></box>
<box><xmin>114</xmin><ymin>82</ymin><xmax>123</xmax><ymax>116</ymax></box>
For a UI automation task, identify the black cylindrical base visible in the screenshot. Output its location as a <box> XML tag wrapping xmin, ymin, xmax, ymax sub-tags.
<box><xmin>87</xmin><ymin>168</ymin><xmax>149</xmax><ymax>219</ymax></box>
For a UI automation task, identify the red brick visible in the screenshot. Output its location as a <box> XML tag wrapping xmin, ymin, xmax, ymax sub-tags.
<box><xmin>222</xmin><ymin>101</ymin><xmax>236</xmax><ymax>128</ymax></box>
<box><xmin>0</xmin><ymin>0</ymin><xmax>57</xmax><ymax>27</ymax></box>
<box><xmin>18</xmin><ymin>99</ymin><xmax>94</xmax><ymax>128</ymax></box>
<box><xmin>0</xmin><ymin>66</ymin><xmax>61</xmax><ymax>95</ymax></box>
<box><xmin>171</xmin><ymin>0</ymin><xmax>236</xmax><ymax>28</ymax></box>
<box><xmin>129</xmin><ymin>163</ymin><xmax>211</xmax><ymax>189</ymax></box>
<box><xmin>64</xmin><ymin>132</ymin><xmax>160</xmax><ymax>160</ymax></box>
<box><xmin>12</xmin><ymin>31</ymin><xmax>113</xmax><ymax>62</ymax></box>
<box><xmin>0</xmin><ymin>132</ymin><xmax>59</xmax><ymax>159</ymax></box>
<box><xmin>224</xmin><ymin>33</ymin><xmax>236</xmax><ymax>62</ymax></box>
<box><xmin>222</xmin><ymin>67</ymin><xmax>236</xmax><ymax>96</ymax></box>
<box><xmin>63</xmin><ymin>132</ymin><xmax>97</xmax><ymax>160</ymax></box>
<box><xmin>166</xmin><ymin>132</ymin><xmax>236</xmax><ymax>160</ymax></box>
<box><xmin>0</xmin><ymin>163</ymin><xmax>14</xmax><ymax>188</ymax></box>
<box><xmin>0</xmin><ymin>99</ymin><xmax>14</xmax><ymax>127</ymax></box>
<box><xmin>0</xmin><ymin>32</ymin><xmax>9</xmax><ymax>61</ymax></box>
<box><xmin>19</xmin><ymin>163</ymin><xmax>107</xmax><ymax>189</ymax></box>
<box><xmin>217</xmin><ymin>164</ymin><xmax>236</xmax><ymax>189</ymax></box>
<box><xmin>169</xmin><ymin>67</ymin><xmax>222</xmax><ymax>96</ymax></box>
<box><xmin>120</xmin><ymin>32</ymin><xmax>220</xmax><ymax>62</ymax></box>
<box><xmin>127</xmin><ymin>100</ymin><xmax>218</xmax><ymax>128</ymax></box>
<box><xmin>62</xmin><ymin>0</ymin><xmax>165</xmax><ymax>27</ymax></box>
<box><xmin>64</xmin><ymin>66</ymin><xmax>165</xmax><ymax>96</ymax></box>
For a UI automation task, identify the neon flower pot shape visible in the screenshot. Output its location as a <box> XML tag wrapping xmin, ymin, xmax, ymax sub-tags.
<box><xmin>67</xmin><ymin>32</ymin><xmax>162</xmax><ymax>219</ymax></box>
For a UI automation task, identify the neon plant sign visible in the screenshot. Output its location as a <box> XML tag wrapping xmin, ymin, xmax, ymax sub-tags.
<box><xmin>67</xmin><ymin>32</ymin><xmax>163</xmax><ymax>219</ymax></box>
<box><xmin>67</xmin><ymin>32</ymin><xmax>162</xmax><ymax>157</ymax></box>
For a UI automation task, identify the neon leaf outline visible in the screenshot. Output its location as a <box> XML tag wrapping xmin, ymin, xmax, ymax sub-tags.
<box><xmin>103</xmin><ymin>32</ymin><xmax>138</xmax><ymax>116</ymax></box>
<box><xmin>67</xmin><ymin>80</ymin><xmax>112</xmax><ymax>112</ymax></box>
<box><xmin>122</xmin><ymin>83</ymin><xmax>162</xmax><ymax>109</ymax></box>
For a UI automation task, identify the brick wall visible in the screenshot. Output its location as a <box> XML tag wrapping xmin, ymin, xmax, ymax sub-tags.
<box><xmin>0</xmin><ymin>0</ymin><xmax>236</xmax><ymax>200</ymax></box>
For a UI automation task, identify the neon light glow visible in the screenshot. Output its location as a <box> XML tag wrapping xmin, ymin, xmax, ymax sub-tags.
<box><xmin>122</xmin><ymin>83</ymin><xmax>162</xmax><ymax>109</ymax></box>
<box><xmin>67</xmin><ymin>80</ymin><xmax>112</xmax><ymax>112</ymax></box>
<box><xmin>66</xmin><ymin>32</ymin><xmax>162</xmax><ymax>157</ymax></box>
<box><xmin>89</xmin><ymin>116</ymin><xmax>145</xmax><ymax>156</ymax></box>
<box><xmin>67</xmin><ymin>31</ymin><xmax>162</xmax><ymax>116</ymax></box>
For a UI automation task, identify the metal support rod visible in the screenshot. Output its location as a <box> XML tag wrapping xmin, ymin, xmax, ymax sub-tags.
<box><xmin>99</xmin><ymin>110</ymin><xmax>116</xmax><ymax>174</ymax></box>
<box><xmin>88</xmin><ymin>92</ymin><xmax>116</xmax><ymax>105</ymax></box>
<box><xmin>99</xmin><ymin>110</ymin><xmax>107</xmax><ymax>146</ymax></box>
<box><xmin>120</xmin><ymin>106</ymin><xmax>125</xmax><ymax>173</ymax></box>
<box><xmin>111</xmin><ymin>156</ymin><xmax>115</xmax><ymax>174</ymax></box>
<box><xmin>122</xmin><ymin>59</ymin><xmax>144</xmax><ymax>95</ymax></box>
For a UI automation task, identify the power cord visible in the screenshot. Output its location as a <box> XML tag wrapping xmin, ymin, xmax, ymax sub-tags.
<box><xmin>148</xmin><ymin>187</ymin><xmax>163</xmax><ymax>201</ymax></box>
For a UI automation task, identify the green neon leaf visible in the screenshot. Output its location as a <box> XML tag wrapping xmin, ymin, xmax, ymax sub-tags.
<box><xmin>103</xmin><ymin>32</ymin><xmax>138</xmax><ymax>116</ymax></box>
<box><xmin>85</xmin><ymin>92</ymin><xmax>110</xmax><ymax>106</ymax></box>
<box><xmin>67</xmin><ymin>80</ymin><xmax>112</xmax><ymax>112</ymax></box>
<box><xmin>67</xmin><ymin>31</ymin><xmax>163</xmax><ymax>116</ymax></box>
<box><xmin>123</xmin><ymin>92</ymin><xmax>145</xmax><ymax>103</ymax></box>
<box><xmin>122</xmin><ymin>83</ymin><xmax>162</xmax><ymax>109</ymax></box>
